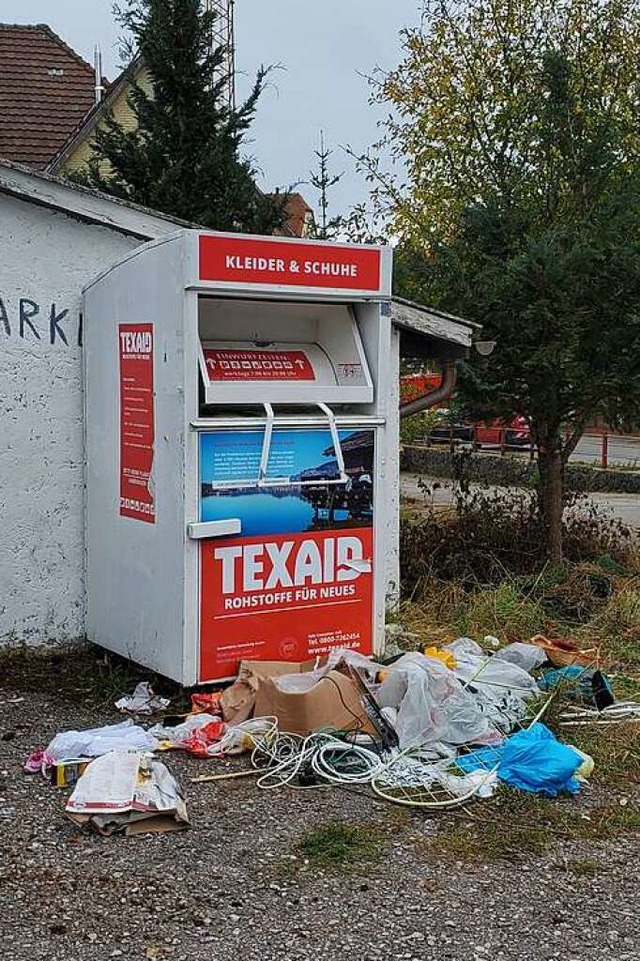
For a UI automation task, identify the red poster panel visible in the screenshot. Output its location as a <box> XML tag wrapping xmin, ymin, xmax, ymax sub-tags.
<box><xmin>203</xmin><ymin>348</ymin><xmax>315</xmax><ymax>382</ymax></box>
<box><xmin>199</xmin><ymin>528</ymin><xmax>373</xmax><ymax>681</ymax></box>
<box><xmin>199</xmin><ymin>235</ymin><xmax>382</xmax><ymax>292</ymax></box>
<box><xmin>118</xmin><ymin>324</ymin><xmax>155</xmax><ymax>523</ymax></box>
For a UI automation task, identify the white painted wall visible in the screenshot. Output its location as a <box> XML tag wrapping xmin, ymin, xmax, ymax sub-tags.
<box><xmin>0</xmin><ymin>195</ymin><xmax>147</xmax><ymax>644</ymax></box>
<box><xmin>0</xmin><ymin>184</ymin><xmax>413</xmax><ymax>651</ymax></box>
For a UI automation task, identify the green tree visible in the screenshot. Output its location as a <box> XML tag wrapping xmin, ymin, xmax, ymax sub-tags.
<box><xmin>308</xmin><ymin>131</ymin><xmax>344</xmax><ymax>240</ymax></box>
<box><xmin>75</xmin><ymin>0</ymin><xmax>285</xmax><ymax>234</ymax></box>
<box><xmin>367</xmin><ymin>0</ymin><xmax>640</xmax><ymax>561</ymax></box>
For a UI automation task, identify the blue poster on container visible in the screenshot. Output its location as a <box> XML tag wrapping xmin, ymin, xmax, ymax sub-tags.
<box><xmin>198</xmin><ymin>428</ymin><xmax>375</xmax><ymax>680</ymax></box>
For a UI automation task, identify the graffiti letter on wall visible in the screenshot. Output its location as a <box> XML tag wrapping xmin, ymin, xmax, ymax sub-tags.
<box><xmin>19</xmin><ymin>299</ymin><xmax>41</xmax><ymax>340</ymax></box>
<box><xmin>0</xmin><ymin>298</ymin><xmax>10</xmax><ymax>336</ymax></box>
<box><xmin>49</xmin><ymin>305</ymin><xmax>69</xmax><ymax>346</ymax></box>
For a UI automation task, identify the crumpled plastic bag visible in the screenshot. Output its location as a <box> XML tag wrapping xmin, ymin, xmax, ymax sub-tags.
<box><xmin>115</xmin><ymin>682</ymin><xmax>171</xmax><ymax>716</ymax></box>
<box><xmin>423</xmin><ymin>646</ymin><xmax>457</xmax><ymax>670</ymax></box>
<box><xmin>207</xmin><ymin>717</ymin><xmax>276</xmax><ymax>756</ymax></box>
<box><xmin>25</xmin><ymin>720</ymin><xmax>158</xmax><ymax>773</ymax></box>
<box><xmin>324</xmin><ymin>648</ymin><xmax>383</xmax><ymax>679</ymax></box>
<box><xmin>273</xmin><ymin>648</ymin><xmax>383</xmax><ymax>694</ymax></box>
<box><xmin>181</xmin><ymin>719</ymin><xmax>226</xmax><ymax>756</ymax></box>
<box><xmin>457</xmin><ymin>722</ymin><xmax>584</xmax><ymax>796</ymax></box>
<box><xmin>445</xmin><ymin>638</ymin><xmax>540</xmax><ymax>730</ymax></box>
<box><xmin>191</xmin><ymin>691</ymin><xmax>223</xmax><ymax>715</ymax></box>
<box><xmin>148</xmin><ymin>713</ymin><xmax>221</xmax><ymax>750</ymax></box>
<box><xmin>376</xmin><ymin>652</ymin><xmax>494</xmax><ymax>750</ymax></box>
<box><xmin>493</xmin><ymin>642</ymin><xmax>547</xmax><ymax>673</ymax></box>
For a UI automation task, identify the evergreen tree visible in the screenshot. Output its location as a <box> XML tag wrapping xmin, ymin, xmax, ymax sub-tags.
<box><xmin>75</xmin><ymin>0</ymin><xmax>286</xmax><ymax>234</ymax></box>
<box><xmin>308</xmin><ymin>131</ymin><xmax>343</xmax><ymax>240</ymax></box>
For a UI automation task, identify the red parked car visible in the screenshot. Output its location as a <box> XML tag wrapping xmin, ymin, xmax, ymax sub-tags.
<box><xmin>474</xmin><ymin>415</ymin><xmax>531</xmax><ymax>449</ymax></box>
<box><xmin>400</xmin><ymin>374</ymin><xmax>531</xmax><ymax>449</ymax></box>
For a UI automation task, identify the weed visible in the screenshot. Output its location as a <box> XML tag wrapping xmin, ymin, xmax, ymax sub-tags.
<box><xmin>562</xmin><ymin>858</ymin><xmax>601</xmax><ymax>877</ymax></box>
<box><xmin>424</xmin><ymin>792</ymin><xmax>640</xmax><ymax>865</ymax></box>
<box><xmin>400</xmin><ymin>484</ymin><xmax>635</xmax><ymax>595</ymax></box>
<box><xmin>561</xmin><ymin>722</ymin><xmax>640</xmax><ymax>789</ymax></box>
<box><xmin>294</xmin><ymin>821</ymin><xmax>385</xmax><ymax>869</ymax></box>
<box><xmin>585</xmin><ymin>586</ymin><xmax>640</xmax><ymax>668</ymax></box>
<box><xmin>455</xmin><ymin>582</ymin><xmax>547</xmax><ymax>642</ymax></box>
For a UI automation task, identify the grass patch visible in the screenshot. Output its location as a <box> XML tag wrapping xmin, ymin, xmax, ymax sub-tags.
<box><xmin>455</xmin><ymin>582</ymin><xmax>547</xmax><ymax>642</ymax></box>
<box><xmin>294</xmin><ymin>821</ymin><xmax>386</xmax><ymax>869</ymax></box>
<box><xmin>562</xmin><ymin>857</ymin><xmax>601</xmax><ymax>877</ymax></box>
<box><xmin>561</xmin><ymin>722</ymin><xmax>640</xmax><ymax>789</ymax></box>
<box><xmin>424</xmin><ymin>792</ymin><xmax>640</xmax><ymax>865</ymax></box>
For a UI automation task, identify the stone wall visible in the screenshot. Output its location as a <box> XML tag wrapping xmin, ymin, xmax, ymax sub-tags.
<box><xmin>401</xmin><ymin>445</ymin><xmax>640</xmax><ymax>494</ymax></box>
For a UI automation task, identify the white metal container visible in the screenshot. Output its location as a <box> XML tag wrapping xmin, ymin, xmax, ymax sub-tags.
<box><xmin>84</xmin><ymin>230</ymin><xmax>393</xmax><ymax>684</ymax></box>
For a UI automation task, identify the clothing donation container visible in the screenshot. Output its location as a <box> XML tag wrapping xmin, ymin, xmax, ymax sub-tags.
<box><xmin>84</xmin><ymin>230</ymin><xmax>394</xmax><ymax>684</ymax></box>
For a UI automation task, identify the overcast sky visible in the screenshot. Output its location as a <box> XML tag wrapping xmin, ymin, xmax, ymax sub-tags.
<box><xmin>1</xmin><ymin>0</ymin><xmax>420</xmax><ymax>217</ymax></box>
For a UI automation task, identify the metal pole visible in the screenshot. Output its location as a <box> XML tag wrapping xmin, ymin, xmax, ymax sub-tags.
<box><xmin>602</xmin><ymin>432</ymin><xmax>609</xmax><ymax>469</ymax></box>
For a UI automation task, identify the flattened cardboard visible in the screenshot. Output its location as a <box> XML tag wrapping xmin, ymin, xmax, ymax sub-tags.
<box><xmin>66</xmin><ymin>751</ymin><xmax>189</xmax><ymax>836</ymax></box>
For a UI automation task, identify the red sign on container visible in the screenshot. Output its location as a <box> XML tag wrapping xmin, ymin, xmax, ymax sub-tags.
<box><xmin>199</xmin><ymin>235</ymin><xmax>382</xmax><ymax>292</ymax></box>
<box><xmin>118</xmin><ymin>323</ymin><xmax>155</xmax><ymax>523</ymax></box>
<box><xmin>203</xmin><ymin>348</ymin><xmax>315</xmax><ymax>382</ymax></box>
<box><xmin>199</xmin><ymin>528</ymin><xmax>374</xmax><ymax>681</ymax></box>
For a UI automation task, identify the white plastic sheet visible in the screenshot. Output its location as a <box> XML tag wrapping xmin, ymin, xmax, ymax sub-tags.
<box><xmin>377</xmin><ymin>652</ymin><xmax>493</xmax><ymax>750</ymax></box>
<box><xmin>493</xmin><ymin>642</ymin><xmax>547</xmax><ymax>672</ymax></box>
<box><xmin>446</xmin><ymin>638</ymin><xmax>540</xmax><ymax>730</ymax></box>
<box><xmin>45</xmin><ymin>719</ymin><xmax>157</xmax><ymax>762</ymax></box>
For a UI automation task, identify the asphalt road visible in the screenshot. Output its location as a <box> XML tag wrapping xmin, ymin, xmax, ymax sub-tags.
<box><xmin>571</xmin><ymin>434</ymin><xmax>640</xmax><ymax>467</ymax></box>
<box><xmin>401</xmin><ymin>472</ymin><xmax>640</xmax><ymax>528</ymax></box>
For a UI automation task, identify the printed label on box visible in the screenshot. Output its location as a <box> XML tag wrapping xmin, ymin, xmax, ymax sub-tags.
<box><xmin>199</xmin><ymin>235</ymin><xmax>383</xmax><ymax>292</ymax></box>
<box><xmin>203</xmin><ymin>348</ymin><xmax>315</xmax><ymax>382</ymax></box>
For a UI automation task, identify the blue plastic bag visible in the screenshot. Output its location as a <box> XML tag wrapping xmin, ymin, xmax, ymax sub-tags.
<box><xmin>457</xmin><ymin>723</ymin><xmax>583</xmax><ymax>796</ymax></box>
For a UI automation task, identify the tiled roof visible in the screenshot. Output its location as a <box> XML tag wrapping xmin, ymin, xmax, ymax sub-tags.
<box><xmin>0</xmin><ymin>24</ymin><xmax>97</xmax><ymax>170</ymax></box>
<box><xmin>270</xmin><ymin>191</ymin><xmax>315</xmax><ymax>237</ymax></box>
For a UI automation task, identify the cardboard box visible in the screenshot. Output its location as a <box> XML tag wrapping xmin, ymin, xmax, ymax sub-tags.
<box><xmin>221</xmin><ymin>659</ymin><xmax>317</xmax><ymax>725</ymax></box>
<box><xmin>254</xmin><ymin>667</ymin><xmax>375</xmax><ymax>737</ymax></box>
<box><xmin>50</xmin><ymin>758</ymin><xmax>90</xmax><ymax>789</ymax></box>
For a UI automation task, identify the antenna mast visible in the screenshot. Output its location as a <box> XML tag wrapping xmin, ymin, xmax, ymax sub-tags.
<box><xmin>206</xmin><ymin>0</ymin><xmax>236</xmax><ymax>110</ymax></box>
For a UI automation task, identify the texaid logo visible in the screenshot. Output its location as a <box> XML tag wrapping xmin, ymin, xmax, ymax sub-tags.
<box><xmin>214</xmin><ymin>535</ymin><xmax>370</xmax><ymax>594</ymax></box>
<box><xmin>119</xmin><ymin>330</ymin><xmax>152</xmax><ymax>354</ymax></box>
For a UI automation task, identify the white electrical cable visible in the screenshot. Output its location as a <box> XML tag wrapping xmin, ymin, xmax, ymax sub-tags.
<box><xmin>311</xmin><ymin>739</ymin><xmax>384</xmax><ymax>784</ymax></box>
<box><xmin>559</xmin><ymin>701</ymin><xmax>640</xmax><ymax>726</ymax></box>
<box><xmin>250</xmin><ymin>731</ymin><xmax>386</xmax><ymax>789</ymax></box>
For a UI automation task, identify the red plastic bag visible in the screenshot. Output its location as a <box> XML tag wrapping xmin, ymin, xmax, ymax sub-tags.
<box><xmin>190</xmin><ymin>692</ymin><xmax>223</xmax><ymax>715</ymax></box>
<box><xmin>182</xmin><ymin>719</ymin><xmax>226</xmax><ymax>757</ymax></box>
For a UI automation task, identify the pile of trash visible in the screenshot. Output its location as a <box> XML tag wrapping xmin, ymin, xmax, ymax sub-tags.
<box><xmin>24</xmin><ymin>635</ymin><xmax>639</xmax><ymax>832</ymax></box>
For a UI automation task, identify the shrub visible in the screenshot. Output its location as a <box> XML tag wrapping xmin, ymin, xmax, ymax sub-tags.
<box><xmin>400</xmin><ymin>483</ymin><xmax>635</xmax><ymax>597</ymax></box>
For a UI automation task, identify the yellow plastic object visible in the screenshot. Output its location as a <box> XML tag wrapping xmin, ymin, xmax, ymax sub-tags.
<box><xmin>423</xmin><ymin>647</ymin><xmax>457</xmax><ymax>670</ymax></box>
<box><xmin>572</xmin><ymin>747</ymin><xmax>595</xmax><ymax>782</ymax></box>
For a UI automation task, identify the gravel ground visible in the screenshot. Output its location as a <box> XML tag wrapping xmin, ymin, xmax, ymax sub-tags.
<box><xmin>2</xmin><ymin>656</ymin><xmax>639</xmax><ymax>961</ymax></box>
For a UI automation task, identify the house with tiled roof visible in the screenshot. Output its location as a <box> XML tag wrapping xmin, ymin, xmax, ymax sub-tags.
<box><xmin>0</xmin><ymin>23</ymin><xmax>100</xmax><ymax>170</ymax></box>
<box><xmin>0</xmin><ymin>22</ymin><xmax>315</xmax><ymax>237</ymax></box>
